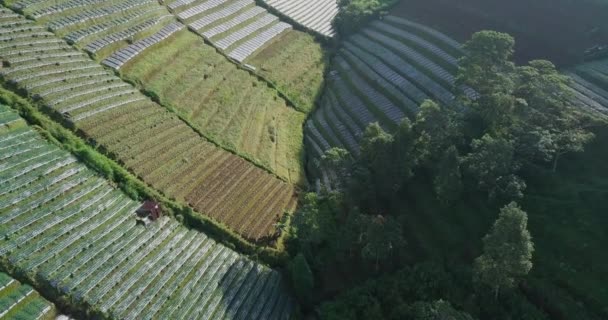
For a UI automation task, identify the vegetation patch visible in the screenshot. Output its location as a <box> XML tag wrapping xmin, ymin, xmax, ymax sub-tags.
<box><xmin>121</xmin><ymin>29</ymin><xmax>307</xmax><ymax>186</ymax></box>
<box><xmin>247</xmin><ymin>30</ymin><xmax>329</xmax><ymax>114</ymax></box>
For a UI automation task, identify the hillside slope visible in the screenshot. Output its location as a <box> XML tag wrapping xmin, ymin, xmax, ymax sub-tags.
<box><xmin>0</xmin><ymin>104</ymin><xmax>294</xmax><ymax>319</ymax></box>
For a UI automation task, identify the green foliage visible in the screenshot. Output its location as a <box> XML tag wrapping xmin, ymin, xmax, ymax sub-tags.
<box><xmin>457</xmin><ymin>31</ymin><xmax>517</xmax><ymax>131</ymax></box>
<box><xmin>319</xmin><ymin>262</ymin><xmax>471</xmax><ymax>320</ymax></box>
<box><xmin>433</xmin><ymin>146</ymin><xmax>463</xmax><ymax>204</ymax></box>
<box><xmin>349</xmin><ymin>121</ymin><xmax>416</xmax><ymax>214</ymax></box>
<box><xmin>406</xmin><ymin>300</ymin><xmax>475</xmax><ymax>320</ymax></box>
<box><xmin>360</xmin><ymin>215</ymin><xmax>406</xmax><ymax>271</ymax></box>
<box><xmin>413</xmin><ymin>100</ymin><xmax>462</xmax><ymax>168</ymax></box>
<box><xmin>319</xmin><ymin>147</ymin><xmax>353</xmax><ymax>188</ymax></box>
<box><xmin>461</xmin><ymin>134</ymin><xmax>524</xmax><ymax>202</ymax></box>
<box><xmin>458</xmin><ymin>31</ymin><xmax>596</xmax><ymax>173</ymax></box>
<box><xmin>288</xmin><ymin>253</ymin><xmax>314</xmax><ymax>307</ymax></box>
<box><xmin>334</xmin><ymin>0</ymin><xmax>399</xmax><ymax>35</ymax></box>
<box><xmin>291</xmin><ymin>193</ymin><xmax>335</xmax><ymax>247</ymax></box>
<box><xmin>474</xmin><ymin>202</ymin><xmax>534</xmax><ymax>299</ymax></box>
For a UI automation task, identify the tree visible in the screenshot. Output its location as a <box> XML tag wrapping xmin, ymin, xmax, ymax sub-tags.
<box><xmin>512</xmin><ymin>60</ymin><xmax>595</xmax><ymax>171</ymax></box>
<box><xmin>474</xmin><ymin>202</ymin><xmax>534</xmax><ymax>299</ymax></box>
<box><xmin>361</xmin><ymin>215</ymin><xmax>406</xmax><ymax>271</ymax></box>
<box><xmin>457</xmin><ymin>31</ymin><xmax>517</xmax><ymax>131</ymax></box>
<box><xmin>319</xmin><ymin>147</ymin><xmax>352</xmax><ymax>189</ymax></box>
<box><xmin>288</xmin><ymin>253</ymin><xmax>314</xmax><ymax>307</ymax></box>
<box><xmin>392</xmin><ymin>118</ymin><xmax>417</xmax><ymax>182</ymax></box>
<box><xmin>406</xmin><ymin>300</ymin><xmax>475</xmax><ymax>320</ymax></box>
<box><xmin>290</xmin><ymin>193</ymin><xmax>336</xmax><ymax>248</ymax></box>
<box><xmin>413</xmin><ymin>100</ymin><xmax>463</xmax><ymax>168</ymax></box>
<box><xmin>461</xmin><ymin>134</ymin><xmax>524</xmax><ymax>201</ymax></box>
<box><xmin>332</xmin><ymin>207</ymin><xmax>367</xmax><ymax>261</ymax></box>
<box><xmin>433</xmin><ymin>146</ymin><xmax>463</xmax><ymax>204</ymax></box>
<box><xmin>333</xmin><ymin>0</ymin><xmax>397</xmax><ymax>35</ymax></box>
<box><xmin>353</xmin><ymin>123</ymin><xmax>396</xmax><ymax>213</ymax></box>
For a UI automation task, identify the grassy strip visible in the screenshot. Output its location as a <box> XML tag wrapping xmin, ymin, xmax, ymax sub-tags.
<box><xmin>0</xmin><ymin>85</ymin><xmax>289</xmax><ymax>265</ymax></box>
<box><xmin>187</xmin><ymin>26</ymin><xmax>311</xmax><ymax>114</ymax></box>
<box><xmin>117</xmin><ymin>30</ymin><xmax>307</xmax><ymax>187</ymax></box>
<box><xmin>248</xmin><ymin>30</ymin><xmax>331</xmax><ymax>115</ymax></box>
<box><xmin>121</xmin><ymin>73</ymin><xmax>303</xmax><ymax>187</ymax></box>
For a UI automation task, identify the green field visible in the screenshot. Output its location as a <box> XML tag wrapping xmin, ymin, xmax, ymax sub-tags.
<box><xmin>0</xmin><ymin>10</ymin><xmax>296</xmax><ymax>242</ymax></box>
<box><xmin>0</xmin><ymin>272</ymin><xmax>56</xmax><ymax>320</ymax></box>
<box><xmin>248</xmin><ymin>30</ymin><xmax>329</xmax><ymax>114</ymax></box>
<box><xmin>0</xmin><ymin>105</ymin><xmax>294</xmax><ymax>319</ymax></box>
<box><xmin>121</xmin><ymin>30</ymin><xmax>307</xmax><ymax>186</ymax></box>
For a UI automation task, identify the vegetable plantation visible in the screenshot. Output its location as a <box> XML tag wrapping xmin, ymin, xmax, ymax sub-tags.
<box><xmin>0</xmin><ymin>272</ymin><xmax>55</xmax><ymax>320</ymax></box>
<box><xmin>304</xmin><ymin>15</ymin><xmax>471</xmax><ymax>181</ymax></box>
<box><xmin>120</xmin><ymin>29</ymin><xmax>308</xmax><ymax>185</ymax></box>
<box><xmin>0</xmin><ymin>105</ymin><xmax>294</xmax><ymax>319</ymax></box>
<box><xmin>0</xmin><ymin>8</ymin><xmax>296</xmax><ymax>242</ymax></box>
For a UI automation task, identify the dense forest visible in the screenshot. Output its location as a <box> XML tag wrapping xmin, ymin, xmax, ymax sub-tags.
<box><xmin>287</xmin><ymin>30</ymin><xmax>607</xmax><ymax>319</ymax></box>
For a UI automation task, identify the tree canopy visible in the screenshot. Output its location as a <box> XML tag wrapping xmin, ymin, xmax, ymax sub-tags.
<box><xmin>474</xmin><ymin>202</ymin><xmax>534</xmax><ymax>299</ymax></box>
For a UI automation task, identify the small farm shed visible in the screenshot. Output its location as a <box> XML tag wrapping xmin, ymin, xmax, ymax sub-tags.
<box><xmin>136</xmin><ymin>200</ymin><xmax>162</xmax><ymax>225</ymax></box>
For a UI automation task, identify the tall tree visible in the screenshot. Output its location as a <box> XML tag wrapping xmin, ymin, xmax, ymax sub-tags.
<box><xmin>288</xmin><ymin>253</ymin><xmax>315</xmax><ymax>307</ymax></box>
<box><xmin>474</xmin><ymin>202</ymin><xmax>534</xmax><ymax>299</ymax></box>
<box><xmin>512</xmin><ymin>60</ymin><xmax>595</xmax><ymax>171</ymax></box>
<box><xmin>413</xmin><ymin>100</ymin><xmax>463</xmax><ymax>168</ymax></box>
<box><xmin>361</xmin><ymin>215</ymin><xmax>406</xmax><ymax>271</ymax></box>
<box><xmin>456</xmin><ymin>31</ymin><xmax>517</xmax><ymax>131</ymax></box>
<box><xmin>433</xmin><ymin>146</ymin><xmax>463</xmax><ymax>204</ymax></box>
<box><xmin>461</xmin><ymin>134</ymin><xmax>524</xmax><ymax>201</ymax></box>
<box><xmin>319</xmin><ymin>147</ymin><xmax>353</xmax><ymax>189</ymax></box>
<box><xmin>352</xmin><ymin>123</ymin><xmax>397</xmax><ymax>213</ymax></box>
<box><xmin>291</xmin><ymin>193</ymin><xmax>337</xmax><ymax>249</ymax></box>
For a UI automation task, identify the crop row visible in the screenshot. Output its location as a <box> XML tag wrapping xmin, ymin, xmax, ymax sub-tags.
<box><xmin>304</xmin><ymin>17</ymin><xmax>467</xmax><ymax>178</ymax></box>
<box><xmin>0</xmin><ymin>8</ymin><xmax>297</xmax><ymax>241</ymax></box>
<box><xmin>13</xmin><ymin>0</ymin><xmax>176</xmax><ymax>62</ymax></box>
<box><xmin>169</xmin><ymin>0</ymin><xmax>291</xmax><ymax>62</ymax></box>
<box><xmin>0</xmin><ymin>109</ymin><xmax>294</xmax><ymax>319</ymax></box>
<box><xmin>0</xmin><ymin>272</ymin><xmax>55</xmax><ymax>320</ymax></box>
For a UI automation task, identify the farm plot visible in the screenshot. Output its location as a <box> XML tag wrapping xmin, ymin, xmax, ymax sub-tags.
<box><xmin>304</xmin><ymin>16</ymin><xmax>467</xmax><ymax>174</ymax></box>
<box><xmin>0</xmin><ymin>105</ymin><xmax>295</xmax><ymax>319</ymax></box>
<box><xmin>0</xmin><ymin>9</ymin><xmax>296</xmax><ymax>241</ymax></box>
<box><xmin>8</xmin><ymin>0</ymin><xmax>178</xmax><ymax>61</ymax></box>
<box><xmin>0</xmin><ymin>272</ymin><xmax>56</xmax><ymax>320</ymax></box>
<box><xmin>165</xmin><ymin>0</ymin><xmax>292</xmax><ymax>62</ymax></box>
<box><xmin>261</xmin><ymin>0</ymin><xmax>338</xmax><ymax>38</ymax></box>
<box><xmin>120</xmin><ymin>29</ymin><xmax>307</xmax><ymax>185</ymax></box>
<box><xmin>247</xmin><ymin>30</ymin><xmax>328</xmax><ymax>114</ymax></box>
<box><xmin>566</xmin><ymin>59</ymin><xmax>608</xmax><ymax>116</ymax></box>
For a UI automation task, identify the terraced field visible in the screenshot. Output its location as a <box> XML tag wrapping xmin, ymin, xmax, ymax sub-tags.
<box><xmin>6</xmin><ymin>0</ymin><xmax>179</xmax><ymax>64</ymax></box>
<box><xmin>247</xmin><ymin>30</ymin><xmax>328</xmax><ymax>113</ymax></box>
<box><xmin>0</xmin><ymin>9</ymin><xmax>295</xmax><ymax>241</ymax></box>
<box><xmin>167</xmin><ymin>0</ymin><xmax>292</xmax><ymax>63</ymax></box>
<box><xmin>0</xmin><ymin>105</ymin><xmax>294</xmax><ymax>319</ymax></box>
<box><xmin>5</xmin><ymin>0</ymin><xmax>315</xmax><ymax>183</ymax></box>
<box><xmin>0</xmin><ymin>272</ymin><xmax>56</xmax><ymax>320</ymax></box>
<box><xmin>567</xmin><ymin>58</ymin><xmax>608</xmax><ymax>115</ymax></box>
<box><xmin>165</xmin><ymin>0</ymin><xmax>328</xmax><ymax>113</ymax></box>
<box><xmin>261</xmin><ymin>0</ymin><xmax>338</xmax><ymax>38</ymax></box>
<box><xmin>120</xmin><ymin>29</ymin><xmax>307</xmax><ymax>185</ymax></box>
<box><xmin>304</xmin><ymin>15</ymin><xmax>472</xmax><ymax>176</ymax></box>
